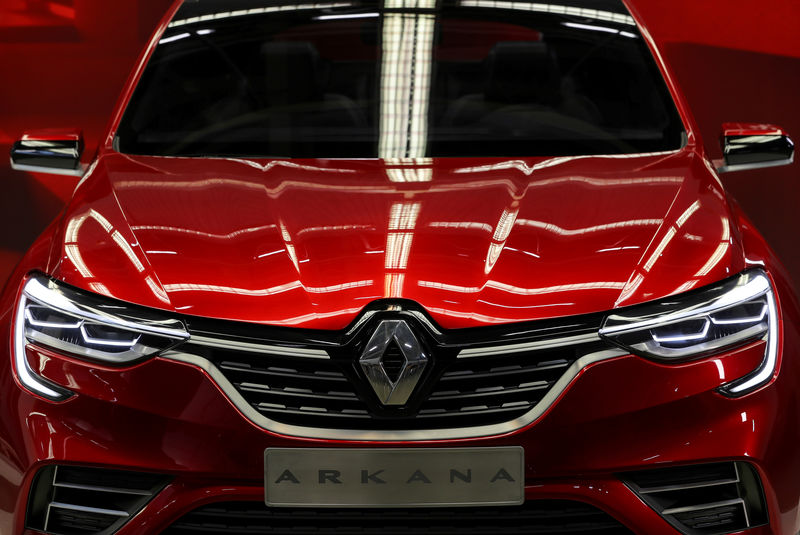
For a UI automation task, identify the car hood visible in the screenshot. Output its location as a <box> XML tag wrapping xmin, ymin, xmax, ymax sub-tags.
<box><xmin>49</xmin><ymin>149</ymin><xmax>745</xmax><ymax>330</ymax></box>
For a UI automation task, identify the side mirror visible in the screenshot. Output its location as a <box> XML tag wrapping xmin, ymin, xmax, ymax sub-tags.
<box><xmin>10</xmin><ymin>129</ymin><xmax>84</xmax><ymax>176</ymax></box>
<box><xmin>717</xmin><ymin>123</ymin><xmax>794</xmax><ymax>173</ymax></box>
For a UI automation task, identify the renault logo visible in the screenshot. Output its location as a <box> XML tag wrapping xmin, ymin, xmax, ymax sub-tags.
<box><xmin>359</xmin><ymin>320</ymin><xmax>428</xmax><ymax>405</ymax></box>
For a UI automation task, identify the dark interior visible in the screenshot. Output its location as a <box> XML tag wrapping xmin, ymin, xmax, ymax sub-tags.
<box><xmin>117</xmin><ymin>1</ymin><xmax>685</xmax><ymax>158</ymax></box>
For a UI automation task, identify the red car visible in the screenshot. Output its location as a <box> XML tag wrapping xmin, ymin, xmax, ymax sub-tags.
<box><xmin>4</xmin><ymin>0</ymin><xmax>797</xmax><ymax>533</ymax></box>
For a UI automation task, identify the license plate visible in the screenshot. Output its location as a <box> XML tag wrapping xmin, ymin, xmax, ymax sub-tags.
<box><xmin>265</xmin><ymin>447</ymin><xmax>524</xmax><ymax>507</ymax></box>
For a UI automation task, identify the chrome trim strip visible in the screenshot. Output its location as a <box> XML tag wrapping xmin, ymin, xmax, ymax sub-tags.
<box><xmin>47</xmin><ymin>502</ymin><xmax>130</xmax><ymax>518</ymax></box>
<box><xmin>661</xmin><ymin>498</ymin><xmax>745</xmax><ymax>516</ymax></box>
<box><xmin>458</xmin><ymin>332</ymin><xmax>600</xmax><ymax>358</ymax></box>
<box><xmin>638</xmin><ymin>478</ymin><xmax>739</xmax><ymax>495</ymax></box>
<box><xmin>343</xmin><ymin>309</ymin><xmax>443</xmax><ymax>337</ymax></box>
<box><xmin>407</xmin><ymin>311</ymin><xmax>443</xmax><ymax>335</ymax></box>
<box><xmin>10</xmin><ymin>160</ymin><xmax>86</xmax><ymax>177</ymax></box>
<box><xmin>161</xmin><ymin>347</ymin><xmax>627</xmax><ymax>441</ymax></box>
<box><xmin>344</xmin><ymin>310</ymin><xmax>378</xmax><ymax>336</ymax></box>
<box><xmin>51</xmin><ymin>481</ymin><xmax>153</xmax><ymax>496</ymax></box>
<box><xmin>189</xmin><ymin>335</ymin><xmax>330</xmax><ymax>359</ymax></box>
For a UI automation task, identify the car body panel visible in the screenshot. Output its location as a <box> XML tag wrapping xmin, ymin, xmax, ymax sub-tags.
<box><xmin>48</xmin><ymin>148</ymin><xmax>744</xmax><ymax>330</ymax></box>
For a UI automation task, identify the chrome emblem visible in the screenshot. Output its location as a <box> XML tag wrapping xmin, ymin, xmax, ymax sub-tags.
<box><xmin>359</xmin><ymin>320</ymin><xmax>428</xmax><ymax>405</ymax></box>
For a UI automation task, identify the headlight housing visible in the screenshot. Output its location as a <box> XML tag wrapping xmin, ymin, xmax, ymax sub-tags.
<box><xmin>14</xmin><ymin>274</ymin><xmax>189</xmax><ymax>401</ymax></box>
<box><xmin>600</xmin><ymin>269</ymin><xmax>778</xmax><ymax>397</ymax></box>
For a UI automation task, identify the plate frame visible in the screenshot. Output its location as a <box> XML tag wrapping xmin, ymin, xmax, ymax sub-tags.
<box><xmin>264</xmin><ymin>446</ymin><xmax>525</xmax><ymax>508</ymax></box>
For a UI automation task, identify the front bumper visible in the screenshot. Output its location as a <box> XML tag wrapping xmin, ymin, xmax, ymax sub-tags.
<box><xmin>5</xmin><ymin>326</ymin><xmax>800</xmax><ymax>535</ymax></box>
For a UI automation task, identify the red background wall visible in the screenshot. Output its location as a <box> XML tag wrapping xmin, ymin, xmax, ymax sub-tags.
<box><xmin>1</xmin><ymin>0</ymin><xmax>799</xmax><ymax>287</ymax></box>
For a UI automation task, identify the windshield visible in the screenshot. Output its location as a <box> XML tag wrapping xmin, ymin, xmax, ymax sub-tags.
<box><xmin>115</xmin><ymin>0</ymin><xmax>685</xmax><ymax>158</ymax></box>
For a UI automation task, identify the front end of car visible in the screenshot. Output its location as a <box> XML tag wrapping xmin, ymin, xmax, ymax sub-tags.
<box><xmin>4</xmin><ymin>0</ymin><xmax>800</xmax><ymax>533</ymax></box>
<box><xmin>4</xmin><ymin>239</ymin><xmax>800</xmax><ymax>534</ymax></box>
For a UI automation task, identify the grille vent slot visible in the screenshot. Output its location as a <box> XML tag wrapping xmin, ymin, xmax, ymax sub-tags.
<box><xmin>26</xmin><ymin>465</ymin><xmax>169</xmax><ymax>534</ymax></box>
<box><xmin>162</xmin><ymin>499</ymin><xmax>635</xmax><ymax>534</ymax></box>
<box><xmin>622</xmin><ymin>462</ymin><xmax>768</xmax><ymax>534</ymax></box>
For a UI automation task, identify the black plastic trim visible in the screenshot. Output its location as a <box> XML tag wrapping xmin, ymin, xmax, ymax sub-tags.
<box><xmin>11</xmin><ymin>138</ymin><xmax>83</xmax><ymax>171</ymax></box>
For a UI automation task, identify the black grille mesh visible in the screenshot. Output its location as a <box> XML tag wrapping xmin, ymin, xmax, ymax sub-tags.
<box><xmin>161</xmin><ymin>500</ymin><xmax>635</xmax><ymax>534</ymax></box>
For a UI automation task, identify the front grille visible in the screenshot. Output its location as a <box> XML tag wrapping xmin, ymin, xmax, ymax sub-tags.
<box><xmin>26</xmin><ymin>465</ymin><xmax>169</xmax><ymax>534</ymax></box>
<box><xmin>218</xmin><ymin>354</ymin><xmax>368</xmax><ymax>424</ymax></box>
<box><xmin>417</xmin><ymin>352</ymin><xmax>572</xmax><ymax>423</ymax></box>
<box><xmin>161</xmin><ymin>500</ymin><xmax>635</xmax><ymax>534</ymax></box>
<box><xmin>179</xmin><ymin>305</ymin><xmax>611</xmax><ymax>433</ymax></box>
<box><xmin>622</xmin><ymin>462</ymin><xmax>768</xmax><ymax>534</ymax></box>
<box><xmin>212</xmin><ymin>345</ymin><xmax>591</xmax><ymax>430</ymax></box>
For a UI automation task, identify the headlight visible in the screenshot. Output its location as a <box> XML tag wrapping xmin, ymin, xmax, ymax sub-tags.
<box><xmin>600</xmin><ymin>269</ymin><xmax>778</xmax><ymax>397</ymax></box>
<box><xmin>14</xmin><ymin>274</ymin><xmax>189</xmax><ymax>401</ymax></box>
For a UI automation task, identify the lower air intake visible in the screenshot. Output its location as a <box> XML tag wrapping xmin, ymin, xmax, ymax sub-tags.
<box><xmin>162</xmin><ymin>500</ymin><xmax>634</xmax><ymax>534</ymax></box>
<box><xmin>26</xmin><ymin>465</ymin><xmax>169</xmax><ymax>534</ymax></box>
<box><xmin>622</xmin><ymin>461</ymin><xmax>768</xmax><ymax>535</ymax></box>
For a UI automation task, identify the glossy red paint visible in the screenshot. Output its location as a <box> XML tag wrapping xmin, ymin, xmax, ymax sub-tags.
<box><xmin>2</xmin><ymin>2</ymin><xmax>800</xmax><ymax>535</ymax></box>
<box><xmin>17</xmin><ymin>128</ymin><xmax>83</xmax><ymax>144</ymax></box>
<box><xmin>46</xmin><ymin>149</ymin><xmax>744</xmax><ymax>330</ymax></box>
<box><xmin>721</xmin><ymin>123</ymin><xmax>791</xmax><ymax>138</ymax></box>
